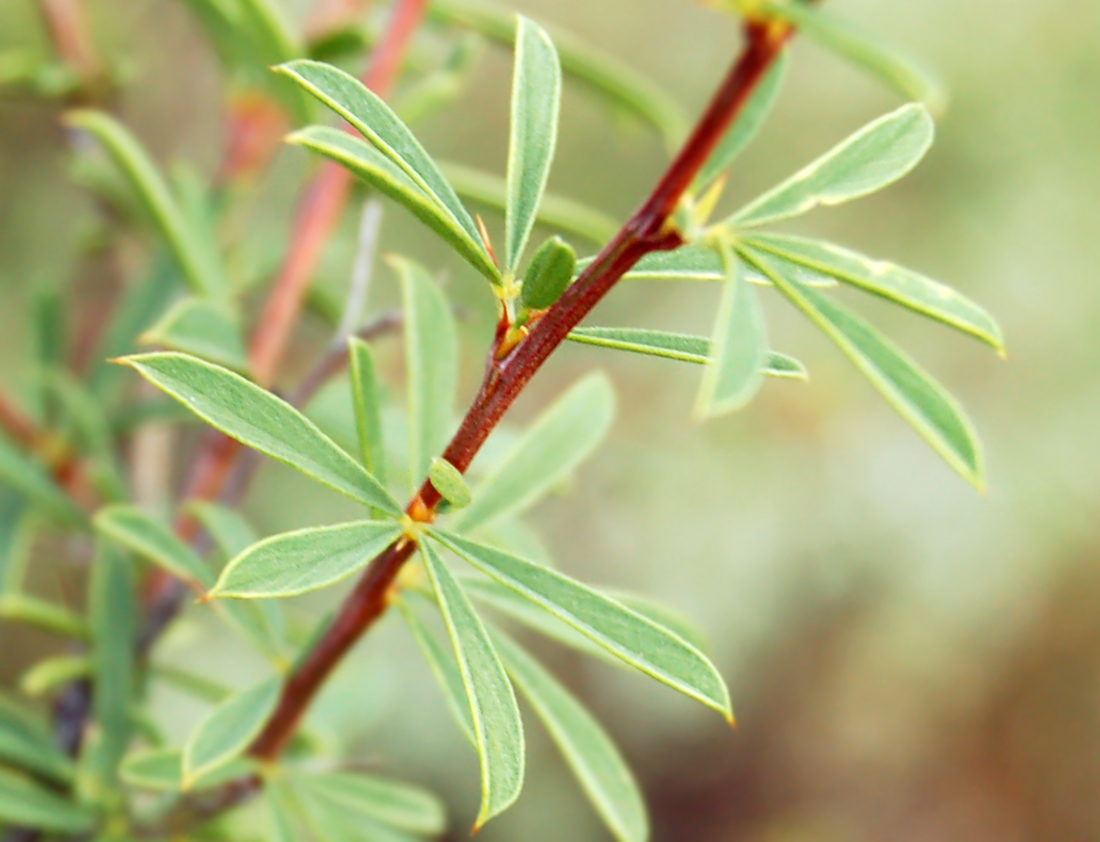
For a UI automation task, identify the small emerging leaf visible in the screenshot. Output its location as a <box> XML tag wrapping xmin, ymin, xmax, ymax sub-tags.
<box><xmin>430</xmin><ymin>457</ymin><xmax>472</xmax><ymax>509</ymax></box>
<box><xmin>520</xmin><ymin>236</ymin><xmax>576</xmax><ymax>312</ymax></box>
<box><xmin>695</xmin><ymin>243</ymin><xmax>768</xmax><ymax>418</ymax></box>
<box><xmin>210</xmin><ymin>520</ymin><xmax>404</xmax><ymax>599</ymax></box>
<box><xmin>141</xmin><ymin>296</ymin><xmax>249</xmax><ymax>372</ymax></box>
<box><xmin>433</xmin><ymin>530</ymin><xmax>732</xmax><ymax>719</ymax></box>
<box><xmin>120</xmin><ymin>353</ymin><xmax>400</xmax><ymax>513</ymax></box>
<box><xmin>420</xmin><ymin>539</ymin><xmax>524</xmax><ymax>829</ymax></box>
<box><xmin>731</xmin><ymin>103</ymin><xmax>934</xmax><ymax>229</ymax></box>
<box><xmin>395</xmin><ymin>256</ymin><xmax>458</xmax><ymax>488</ymax></box>
<box><xmin>505</xmin><ymin>16</ymin><xmax>562</xmax><ymax>272</ymax></box>
<box><xmin>741</xmin><ymin>246</ymin><xmax>984</xmax><ymax>488</ymax></box>
<box><xmin>494</xmin><ymin>631</ymin><xmax>648</xmax><ymax>842</ymax></box>
<box><xmin>455</xmin><ymin>372</ymin><xmax>615</xmax><ymax>533</ymax></box>
<box><xmin>183</xmin><ymin>675</ymin><xmax>282</xmax><ymax>786</ymax></box>
<box><xmin>567</xmin><ymin>327</ymin><xmax>807</xmax><ymax>378</ymax></box>
<box><xmin>744</xmin><ymin>233</ymin><xmax>1004</xmax><ymax>351</ymax></box>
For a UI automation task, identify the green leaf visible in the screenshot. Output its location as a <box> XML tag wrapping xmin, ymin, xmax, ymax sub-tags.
<box><xmin>578</xmin><ymin>245</ymin><xmax>835</xmax><ymax>288</ymax></box>
<box><xmin>394</xmin><ymin>256</ymin><xmax>458</xmax><ymax>487</ymax></box>
<box><xmin>520</xmin><ymin>236</ymin><xmax>576</xmax><ymax>312</ymax></box>
<box><xmin>141</xmin><ymin>296</ymin><xmax>250</xmax><ymax>372</ymax></box>
<box><xmin>348</xmin><ymin>338</ymin><xmax>387</xmax><ymax>488</ymax></box>
<box><xmin>439</xmin><ymin>161</ymin><xmax>618</xmax><ymax>245</ymax></box>
<box><xmin>120</xmin><ymin>353</ymin><xmax>400</xmax><ymax>513</ymax></box>
<box><xmin>120</xmin><ymin>746</ymin><xmax>255</xmax><ymax>792</ymax></box>
<box><xmin>455</xmin><ymin>372</ymin><xmax>615</xmax><ymax>534</ymax></box>
<box><xmin>432</xmin><ymin>531</ymin><xmax>732</xmax><ymax>718</ymax></box>
<box><xmin>430</xmin><ymin>458</ymin><xmax>472</xmax><ymax>509</ymax></box>
<box><xmin>464</xmin><ymin>575</ymin><xmax>710</xmax><ymax>664</ymax></box>
<box><xmin>696</xmin><ymin>50</ymin><xmax>787</xmax><ymax>190</ymax></box>
<box><xmin>695</xmin><ymin>242</ymin><xmax>768</xmax><ymax>418</ymax></box>
<box><xmin>493</xmin><ymin>632</ymin><xmax>647</xmax><ymax>842</ymax></box>
<box><xmin>19</xmin><ymin>655</ymin><xmax>91</xmax><ymax>697</ymax></box>
<box><xmin>0</xmin><ymin>593</ymin><xmax>89</xmax><ymax>640</ymax></box>
<box><xmin>398</xmin><ymin>598</ymin><xmax>476</xmax><ymax>744</ymax></box>
<box><xmin>87</xmin><ymin>543</ymin><xmax>137</xmax><ymax>791</ymax></box>
<box><xmin>429</xmin><ymin>0</ymin><xmax>689</xmax><ymax>152</ymax></box>
<box><xmin>294</xmin><ymin>772</ymin><xmax>447</xmax><ymax>835</ymax></box>
<box><xmin>183</xmin><ymin>675</ymin><xmax>282</xmax><ymax>787</ymax></box>
<box><xmin>759</xmin><ymin>0</ymin><xmax>945</xmax><ymax>112</ymax></box>
<box><xmin>743</xmin><ymin>233</ymin><xmax>1004</xmax><ymax>352</ymax></box>
<box><xmin>0</xmin><ymin>695</ymin><xmax>76</xmax><ymax>784</ymax></box>
<box><xmin>64</xmin><ymin>110</ymin><xmax>226</xmax><ymax>299</ymax></box>
<box><xmin>210</xmin><ymin>520</ymin><xmax>404</xmax><ymax>599</ymax></box>
<box><xmin>730</xmin><ymin>103</ymin><xmax>934</xmax><ymax>229</ymax></box>
<box><xmin>288</xmin><ymin>126</ymin><xmax>500</xmax><ymax>283</ymax></box>
<box><xmin>277</xmin><ymin>60</ymin><xmax>496</xmax><ymax>280</ymax></box>
<box><xmin>186</xmin><ymin>501</ymin><xmax>259</xmax><ymax>557</ymax></box>
<box><xmin>94</xmin><ymin>504</ymin><xmax>213</xmax><ymax>587</ymax></box>
<box><xmin>740</xmin><ymin>246</ymin><xmax>984</xmax><ymax>488</ymax></box>
<box><xmin>0</xmin><ymin>433</ymin><xmax>85</xmax><ymax>526</ymax></box>
<box><xmin>420</xmin><ymin>539</ymin><xmax>524</xmax><ymax>829</ymax></box>
<box><xmin>0</xmin><ymin>767</ymin><xmax>97</xmax><ymax>833</ymax></box>
<box><xmin>567</xmin><ymin>327</ymin><xmax>806</xmax><ymax>379</ymax></box>
<box><xmin>505</xmin><ymin>16</ymin><xmax>562</xmax><ymax>273</ymax></box>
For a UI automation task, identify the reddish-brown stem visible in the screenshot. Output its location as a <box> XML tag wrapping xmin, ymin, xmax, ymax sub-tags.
<box><xmin>35</xmin><ymin>0</ymin><xmax>102</xmax><ymax>86</ymax></box>
<box><xmin>247</xmin><ymin>18</ymin><xmax>794</xmax><ymax>763</ymax></box>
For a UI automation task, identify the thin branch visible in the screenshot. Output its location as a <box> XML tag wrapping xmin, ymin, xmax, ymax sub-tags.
<box><xmin>246</xmin><ymin>16</ymin><xmax>797</xmax><ymax>766</ymax></box>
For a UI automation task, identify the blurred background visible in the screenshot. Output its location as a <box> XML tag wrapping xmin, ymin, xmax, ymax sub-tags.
<box><xmin>2</xmin><ymin>0</ymin><xmax>1099</xmax><ymax>840</ymax></box>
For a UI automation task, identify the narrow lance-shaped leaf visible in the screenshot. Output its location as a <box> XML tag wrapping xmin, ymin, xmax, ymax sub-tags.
<box><xmin>348</xmin><ymin>338</ymin><xmax>387</xmax><ymax>488</ymax></box>
<box><xmin>577</xmin><ymin>245</ymin><xmax>836</xmax><ymax>288</ymax></box>
<box><xmin>0</xmin><ymin>768</ymin><xmax>97</xmax><ymax>834</ymax></box>
<box><xmin>120</xmin><ymin>353</ymin><xmax>401</xmax><ymax>513</ymax></box>
<box><xmin>505</xmin><ymin>16</ymin><xmax>561</xmax><ymax>273</ymax></box>
<box><xmin>86</xmin><ymin>543</ymin><xmax>137</xmax><ymax>791</ymax></box>
<box><xmin>183</xmin><ymin>675</ymin><xmax>282</xmax><ymax>787</ymax></box>
<box><xmin>696</xmin><ymin>50</ymin><xmax>788</xmax><ymax>190</ymax></box>
<box><xmin>695</xmin><ymin>242</ymin><xmax>768</xmax><ymax>418</ymax></box>
<box><xmin>429</xmin><ymin>0</ymin><xmax>689</xmax><ymax>152</ymax></box>
<box><xmin>0</xmin><ymin>593</ymin><xmax>89</xmax><ymax>640</ymax></box>
<box><xmin>141</xmin><ymin>296</ymin><xmax>250</xmax><ymax>372</ymax></box>
<box><xmin>289</xmin><ymin>127</ymin><xmax>500</xmax><ymax>282</ymax></box>
<box><xmin>0</xmin><ymin>695</ymin><xmax>76</xmax><ymax>784</ymax></box>
<box><xmin>440</xmin><ymin>160</ymin><xmax>619</xmax><ymax>245</ymax></box>
<box><xmin>743</xmin><ymin>233</ymin><xmax>1005</xmax><ymax>352</ymax></box>
<box><xmin>455</xmin><ymin>372</ymin><xmax>615</xmax><ymax>534</ymax></box>
<box><xmin>740</xmin><ymin>246</ymin><xmax>984</xmax><ymax>488</ymax></box>
<box><xmin>398</xmin><ymin>598</ymin><xmax>476</xmax><ymax>744</ymax></box>
<box><xmin>493</xmin><ymin>631</ymin><xmax>648</xmax><ymax>842</ymax></box>
<box><xmin>64</xmin><ymin>110</ymin><xmax>226</xmax><ymax>299</ymax></box>
<box><xmin>20</xmin><ymin>655</ymin><xmax>91</xmax><ymax>697</ymax></box>
<box><xmin>209</xmin><ymin>520</ymin><xmax>404</xmax><ymax>599</ymax></box>
<box><xmin>277</xmin><ymin>60</ymin><xmax>497</xmax><ymax>281</ymax></box>
<box><xmin>759</xmin><ymin>0</ymin><xmax>945</xmax><ymax>112</ymax></box>
<box><xmin>464</xmin><ymin>575</ymin><xmax>711</xmax><ymax>666</ymax></box>
<box><xmin>730</xmin><ymin>103</ymin><xmax>934</xmax><ymax>229</ymax></box>
<box><xmin>567</xmin><ymin>327</ymin><xmax>807</xmax><ymax>379</ymax></box>
<box><xmin>432</xmin><ymin>530</ymin><xmax>732</xmax><ymax>718</ymax></box>
<box><xmin>94</xmin><ymin>504</ymin><xmax>213</xmax><ymax>587</ymax></box>
<box><xmin>420</xmin><ymin>539</ymin><xmax>524</xmax><ymax>829</ymax></box>
<box><xmin>395</xmin><ymin>257</ymin><xmax>458</xmax><ymax>488</ymax></box>
<box><xmin>120</xmin><ymin>746</ymin><xmax>255</xmax><ymax>792</ymax></box>
<box><xmin>0</xmin><ymin>434</ymin><xmax>85</xmax><ymax>527</ymax></box>
<box><xmin>294</xmin><ymin>772</ymin><xmax>447</xmax><ymax>835</ymax></box>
